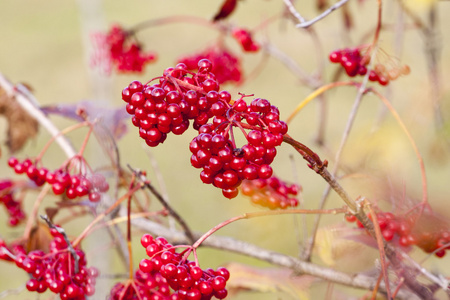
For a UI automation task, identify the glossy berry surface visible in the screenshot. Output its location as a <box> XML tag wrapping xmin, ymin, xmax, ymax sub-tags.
<box><xmin>7</xmin><ymin>157</ymin><xmax>109</xmax><ymax>203</ymax></box>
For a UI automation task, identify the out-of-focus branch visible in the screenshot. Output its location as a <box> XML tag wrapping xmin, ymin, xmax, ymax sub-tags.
<box><xmin>283</xmin><ymin>0</ymin><xmax>350</xmax><ymax>28</ymax></box>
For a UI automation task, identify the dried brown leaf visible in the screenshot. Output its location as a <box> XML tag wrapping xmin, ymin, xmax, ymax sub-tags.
<box><xmin>0</xmin><ymin>86</ymin><xmax>39</xmax><ymax>153</ymax></box>
<box><xmin>225</xmin><ymin>262</ymin><xmax>315</xmax><ymax>299</ymax></box>
<box><xmin>27</xmin><ymin>222</ymin><xmax>52</xmax><ymax>253</ymax></box>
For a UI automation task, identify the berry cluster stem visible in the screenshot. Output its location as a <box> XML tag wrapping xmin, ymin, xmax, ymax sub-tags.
<box><xmin>22</xmin><ymin>185</ymin><xmax>52</xmax><ymax>240</ymax></box>
<box><xmin>368</xmin><ymin>88</ymin><xmax>428</xmax><ymax>208</ymax></box>
<box><xmin>192</xmin><ymin>207</ymin><xmax>348</xmax><ymax>249</ymax></box>
<box><xmin>365</xmin><ymin>199</ymin><xmax>392</xmax><ymax>299</ymax></box>
<box><xmin>129</xmin><ymin>15</ymin><xmax>222</xmax><ymax>35</ymax></box>
<box><xmin>72</xmin><ymin>184</ymin><xmax>142</xmax><ymax>248</ymax></box>
<box><xmin>127</xmin><ymin>176</ymin><xmax>135</xmax><ymax>280</ymax></box>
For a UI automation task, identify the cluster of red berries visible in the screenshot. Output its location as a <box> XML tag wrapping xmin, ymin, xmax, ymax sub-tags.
<box><xmin>123</xmin><ymin>59</ymin><xmax>287</xmax><ymax>199</ymax></box>
<box><xmin>346</xmin><ymin>210</ymin><xmax>450</xmax><ymax>257</ymax></box>
<box><xmin>177</xmin><ymin>45</ymin><xmax>242</xmax><ymax>84</ymax></box>
<box><xmin>122</xmin><ymin>60</ymin><xmax>223</xmax><ymax>147</ymax></box>
<box><xmin>0</xmin><ymin>228</ymin><xmax>98</xmax><ymax>299</ymax></box>
<box><xmin>231</xmin><ymin>28</ymin><xmax>260</xmax><ymax>52</ymax></box>
<box><xmin>240</xmin><ymin>176</ymin><xmax>300</xmax><ymax>209</ymax></box>
<box><xmin>189</xmin><ymin>91</ymin><xmax>287</xmax><ymax>198</ymax></box>
<box><xmin>139</xmin><ymin>234</ymin><xmax>229</xmax><ymax>299</ymax></box>
<box><xmin>109</xmin><ymin>269</ymin><xmax>178</xmax><ymax>300</ymax></box>
<box><xmin>329</xmin><ymin>48</ymin><xmax>410</xmax><ymax>86</ymax></box>
<box><xmin>329</xmin><ymin>48</ymin><xmax>368</xmax><ymax>78</ymax></box>
<box><xmin>105</xmin><ymin>24</ymin><xmax>156</xmax><ymax>73</ymax></box>
<box><xmin>190</xmin><ymin>107</ymin><xmax>286</xmax><ymax>199</ymax></box>
<box><xmin>0</xmin><ymin>180</ymin><xmax>26</xmax><ymax>226</ymax></box>
<box><xmin>8</xmin><ymin>157</ymin><xmax>109</xmax><ymax>202</ymax></box>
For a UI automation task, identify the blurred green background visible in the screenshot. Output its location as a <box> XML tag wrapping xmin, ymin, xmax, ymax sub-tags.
<box><xmin>1</xmin><ymin>0</ymin><xmax>450</xmax><ymax>299</ymax></box>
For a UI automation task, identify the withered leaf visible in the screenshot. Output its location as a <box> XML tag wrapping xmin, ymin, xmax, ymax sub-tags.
<box><xmin>41</xmin><ymin>101</ymin><xmax>128</xmax><ymax>140</ymax></box>
<box><xmin>27</xmin><ymin>222</ymin><xmax>52</xmax><ymax>253</ymax></box>
<box><xmin>41</xmin><ymin>101</ymin><xmax>128</xmax><ymax>168</ymax></box>
<box><xmin>224</xmin><ymin>262</ymin><xmax>315</xmax><ymax>299</ymax></box>
<box><xmin>213</xmin><ymin>0</ymin><xmax>238</xmax><ymax>21</ymax></box>
<box><xmin>0</xmin><ymin>85</ymin><xmax>39</xmax><ymax>153</ymax></box>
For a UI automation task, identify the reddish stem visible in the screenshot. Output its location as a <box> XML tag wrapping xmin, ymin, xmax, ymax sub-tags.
<box><xmin>192</xmin><ymin>207</ymin><xmax>347</xmax><ymax>249</ymax></box>
<box><xmin>72</xmin><ymin>185</ymin><xmax>142</xmax><ymax>248</ymax></box>
<box><xmin>127</xmin><ymin>176</ymin><xmax>135</xmax><ymax>280</ymax></box>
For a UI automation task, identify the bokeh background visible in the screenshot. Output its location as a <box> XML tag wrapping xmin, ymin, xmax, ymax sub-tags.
<box><xmin>1</xmin><ymin>0</ymin><xmax>450</xmax><ymax>299</ymax></box>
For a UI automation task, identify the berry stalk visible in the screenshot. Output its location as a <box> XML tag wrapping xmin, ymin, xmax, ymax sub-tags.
<box><xmin>191</xmin><ymin>207</ymin><xmax>348</xmax><ymax>249</ymax></box>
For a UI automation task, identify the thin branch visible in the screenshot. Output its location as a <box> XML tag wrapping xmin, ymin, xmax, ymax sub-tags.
<box><xmin>262</xmin><ymin>43</ymin><xmax>321</xmax><ymax>88</ymax></box>
<box><xmin>291</xmin><ymin>0</ymin><xmax>351</xmax><ymax>28</ymax></box>
<box><xmin>302</xmin><ymin>54</ymin><xmax>373</xmax><ymax>260</ymax></box>
<box><xmin>144</xmin><ymin>148</ymin><xmax>175</xmax><ymax>230</ymax></box>
<box><xmin>128</xmin><ymin>165</ymin><xmax>195</xmax><ymax>243</ymax></box>
<box><xmin>283</xmin><ymin>0</ymin><xmax>306</xmax><ymax>23</ymax></box>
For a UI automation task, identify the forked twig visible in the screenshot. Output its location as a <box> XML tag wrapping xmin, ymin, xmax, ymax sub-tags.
<box><xmin>284</xmin><ymin>0</ymin><xmax>350</xmax><ymax>28</ymax></box>
<box><xmin>127</xmin><ymin>165</ymin><xmax>195</xmax><ymax>243</ymax></box>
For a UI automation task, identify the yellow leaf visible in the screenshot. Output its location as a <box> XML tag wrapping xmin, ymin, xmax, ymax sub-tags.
<box><xmin>314</xmin><ymin>225</ymin><xmax>368</xmax><ymax>267</ymax></box>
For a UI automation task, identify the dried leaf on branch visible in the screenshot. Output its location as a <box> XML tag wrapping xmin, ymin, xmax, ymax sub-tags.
<box><xmin>0</xmin><ymin>86</ymin><xmax>39</xmax><ymax>153</ymax></box>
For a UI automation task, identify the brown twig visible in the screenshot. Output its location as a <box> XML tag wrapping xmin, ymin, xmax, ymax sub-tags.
<box><xmin>127</xmin><ymin>165</ymin><xmax>195</xmax><ymax>243</ymax></box>
<box><xmin>40</xmin><ymin>215</ymin><xmax>80</xmax><ymax>274</ymax></box>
